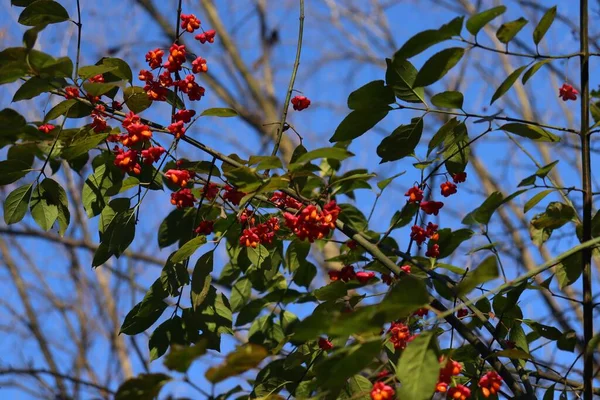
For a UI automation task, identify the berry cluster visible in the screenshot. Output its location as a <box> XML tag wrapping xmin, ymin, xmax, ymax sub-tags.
<box><xmin>282</xmin><ymin>201</ymin><xmax>340</xmax><ymax>242</ymax></box>
<box><xmin>405</xmin><ymin>172</ymin><xmax>467</xmax><ymax>258</ymax></box>
<box><xmin>387</xmin><ymin>321</ymin><xmax>415</xmax><ymax>350</ymax></box>
<box><xmin>478</xmin><ymin>371</ymin><xmax>503</xmax><ymax>398</ymax></box>
<box><xmin>370</xmin><ymin>381</ymin><xmax>395</xmax><ymax>400</ymax></box>
<box><xmin>328</xmin><ymin>265</ymin><xmax>375</xmax><ymax>284</ymax></box>
<box><xmin>436</xmin><ymin>357</ymin><xmax>463</xmax><ymax>394</ymax></box>
<box><xmin>111</xmin><ymin>111</ymin><xmax>166</xmax><ymax>176</ymax></box>
<box><xmin>239</xmin><ymin>213</ymin><xmax>280</xmax><ymax>248</ymax></box>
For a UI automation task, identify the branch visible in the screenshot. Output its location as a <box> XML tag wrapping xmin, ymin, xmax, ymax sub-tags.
<box><xmin>0</xmin><ymin>368</ymin><xmax>114</xmax><ymax>395</ymax></box>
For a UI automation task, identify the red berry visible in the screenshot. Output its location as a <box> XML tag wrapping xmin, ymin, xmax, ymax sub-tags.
<box><xmin>558</xmin><ymin>83</ymin><xmax>578</xmax><ymax>101</ymax></box>
<box><xmin>291</xmin><ymin>95</ymin><xmax>311</xmax><ymax>111</ymax></box>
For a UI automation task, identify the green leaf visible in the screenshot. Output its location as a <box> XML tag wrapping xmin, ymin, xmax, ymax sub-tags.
<box><xmin>431</xmin><ymin>91</ymin><xmax>463</xmax><ymax>109</ymax></box>
<box><xmin>115</xmin><ymin>373</ymin><xmax>171</xmax><ymax>400</ymax></box>
<box><xmin>191</xmin><ymin>250</ymin><xmax>214</xmax><ymax>311</ymax></box>
<box><xmin>377</xmin><ymin>117</ymin><xmax>423</xmax><ymax>163</ymax></box>
<box><xmin>78</xmin><ymin>64</ymin><xmax>117</xmax><ymax>80</ymax></box>
<box><xmin>108</xmin><ymin>210</ymin><xmax>136</xmax><ymax>257</ymax></box>
<box><xmin>39</xmin><ymin>178</ymin><xmax>70</xmax><ymax>236</ymax></box>
<box><xmin>163</xmin><ymin>341</ymin><xmax>208</xmax><ymax>373</ymax></box>
<box><xmin>4</xmin><ymin>184</ymin><xmax>33</xmax><ymax>224</ymax></box>
<box><xmin>524</xmin><ymin>190</ymin><xmax>554</xmax><ymax>213</ymax></box>
<box><xmin>377</xmin><ymin>171</ymin><xmax>406</xmax><ymax>191</ymax></box>
<box><xmin>223</xmin><ymin>166</ymin><xmax>263</xmax><ymax>192</ymax></box>
<box><xmin>385</xmin><ymin>57</ymin><xmax>426</xmax><ymax>104</ymax></box>
<box><xmin>428</xmin><ymin>117</ymin><xmax>459</xmax><ymax>157</ymax></box>
<box><xmin>435</xmin><ymin>228</ymin><xmax>474</xmax><ymax>259</ymax></box>
<box><xmin>205</xmin><ymin>344</ymin><xmax>269</xmax><ymax>383</ymax></box>
<box><xmin>171</xmin><ymin>236</ymin><xmax>207</xmax><ymax>263</ymax></box>
<box><xmin>18</xmin><ymin>1</ymin><xmax>69</xmax><ymax>26</ymax></box>
<box><xmin>82</xmin><ymin>163</ymin><xmax>121</xmax><ymax>218</ymax></box>
<box><xmin>165</xmin><ymin>89</ymin><xmax>185</xmax><ymax>110</ymax></box>
<box><xmin>388</xmin><ymin>202</ymin><xmax>419</xmax><ymax>231</ymax></box>
<box><xmin>556</xmin><ymin>252</ymin><xmax>582</xmax><ymax>289</ymax></box>
<box><xmin>295</xmin><ymin>147</ymin><xmax>354</xmax><ymax>164</ymax></box>
<box><xmin>543</xmin><ymin>385</ymin><xmax>556</xmax><ymax>400</ymax></box>
<box><xmin>329</xmin><ymin>109</ymin><xmax>389</xmax><ymax>142</ymax></box>
<box><xmin>285</xmin><ymin>239</ymin><xmax>310</xmax><ymax>272</ymax></box>
<box><xmin>343</xmin><ymin>375</ymin><xmax>372</xmax><ymax>399</ymax></box>
<box><xmin>0</xmin><ymin>160</ymin><xmax>30</xmax><ymax>185</ymax></box>
<box><xmin>315</xmin><ymin>340</ymin><xmax>381</xmax><ymax>389</ymax></box>
<box><xmin>248</xmin><ymin>155</ymin><xmax>282</xmax><ymax>170</ymax></box>
<box><xmin>466</xmin><ymin>6</ymin><xmax>507</xmax><ymax>36</ymax></box>
<box><xmin>123</xmin><ymin>86</ymin><xmax>152</xmax><ymax>114</ymax></box>
<box><xmin>200</xmin><ymin>107</ymin><xmax>238</xmax><ymax>117</ymax></box>
<box><xmin>347</xmin><ymin>80</ymin><xmax>395</xmax><ymax>110</ymax></box>
<box><xmin>61</xmin><ymin>133</ymin><xmax>109</xmax><ymax>160</ymax></box>
<box><xmin>456</xmin><ymin>256</ymin><xmax>499</xmax><ymax>296</ymax></box>
<box><xmin>99</xmin><ymin>57</ymin><xmax>133</xmax><ymax>83</ymax></box>
<box><xmin>12</xmin><ymin>0</ymin><xmax>37</xmax><ymax>7</ymax></box>
<box><xmin>522</xmin><ymin>59</ymin><xmax>552</xmax><ymax>84</ymax></box>
<box><xmin>148</xmin><ymin>318</ymin><xmax>184</xmax><ymax>362</ymax></box>
<box><xmin>120</xmin><ymin>289</ymin><xmax>168</xmax><ymax>335</ymax></box>
<box><xmin>490</xmin><ymin>66</ymin><xmax>527</xmax><ymax>105</ymax></box>
<box><xmin>531</xmin><ymin>202</ymin><xmax>576</xmax><ymax>230</ymax></box>
<box><xmin>499</xmin><ymin>123</ymin><xmax>560</xmax><ymax>142</ymax></box>
<box><xmin>314</xmin><ymin>281</ymin><xmax>347</xmax><ymax>301</ymax></box>
<box><xmin>29</xmin><ymin>182</ymin><xmax>59</xmax><ymax>231</ymax></box>
<box><xmin>396</xmin><ymin>331</ymin><xmax>439</xmax><ymax>400</ymax></box>
<box><xmin>496</xmin><ymin>18</ymin><xmax>528</xmax><ymax>44</ymax></box>
<box><xmin>536</xmin><ymin>160</ymin><xmax>559</xmax><ymax>178</ymax></box>
<box><xmin>395</xmin><ymin>17</ymin><xmax>463</xmax><ymax>59</ymax></box>
<box><xmin>533</xmin><ymin>6</ymin><xmax>556</xmax><ymax>45</ymax></box>
<box><xmin>13</xmin><ymin>77</ymin><xmax>63</xmax><ymax>102</ymax></box>
<box><xmin>83</xmin><ymin>81</ymin><xmax>121</xmax><ymax>97</ymax></box>
<box><xmin>230</xmin><ymin>277</ymin><xmax>252</xmax><ymax>313</ymax></box>
<box><xmin>462</xmin><ymin>190</ymin><xmax>526</xmax><ymax>225</ymax></box>
<box><xmin>413</xmin><ymin>47</ymin><xmax>465</xmax><ymax>87</ymax></box>
<box><xmin>443</xmin><ymin>122</ymin><xmax>470</xmax><ymax>174</ymax></box>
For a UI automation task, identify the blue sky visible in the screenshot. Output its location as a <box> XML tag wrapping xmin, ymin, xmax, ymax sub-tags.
<box><xmin>0</xmin><ymin>0</ymin><xmax>596</xmax><ymax>398</ymax></box>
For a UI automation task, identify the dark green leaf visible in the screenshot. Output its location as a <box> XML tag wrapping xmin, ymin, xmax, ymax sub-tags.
<box><xmin>395</xmin><ymin>17</ymin><xmax>463</xmax><ymax>59</ymax></box>
<box><xmin>499</xmin><ymin>123</ymin><xmax>560</xmax><ymax>142</ymax></box>
<box><xmin>496</xmin><ymin>18</ymin><xmax>528</xmax><ymax>44</ymax></box>
<box><xmin>78</xmin><ymin>64</ymin><xmax>117</xmax><ymax>80</ymax></box>
<box><xmin>191</xmin><ymin>251</ymin><xmax>214</xmax><ymax>311</ymax></box>
<box><xmin>531</xmin><ymin>202</ymin><xmax>576</xmax><ymax>230</ymax></box>
<box><xmin>4</xmin><ymin>184</ymin><xmax>33</xmax><ymax>224</ymax></box>
<box><xmin>490</xmin><ymin>66</ymin><xmax>527</xmax><ymax>105</ymax></box>
<box><xmin>413</xmin><ymin>47</ymin><xmax>465</xmax><ymax>87</ymax></box>
<box><xmin>388</xmin><ymin>202</ymin><xmax>419</xmax><ymax>231</ymax></box>
<box><xmin>543</xmin><ymin>385</ymin><xmax>556</xmax><ymax>400</ymax></box>
<box><xmin>13</xmin><ymin>77</ymin><xmax>63</xmax><ymax>102</ymax></box>
<box><xmin>396</xmin><ymin>331</ymin><xmax>439</xmax><ymax>400</ymax></box>
<box><xmin>377</xmin><ymin>117</ymin><xmax>423</xmax><ymax>163</ymax></box>
<box><xmin>120</xmin><ymin>291</ymin><xmax>168</xmax><ymax>335</ymax></box>
<box><xmin>0</xmin><ymin>160</ymin><xmax>30</xmax><ymax>185</ymax></box>
<box><xmin>435</xmin><ymin>228</ymin><xmax>474</xmax><ymax>259</ymax></box>
<box><xmin>109</xmin><ymin>210</ymin><xmax>136</xmax><ymax>257</ymax></box>
<box><xmin>230</xmin><ymin>278</ymin><xmax>252</xmax><ymax>313</ymax></box>
<box><xmin>315</xmin><ymin>340</ymin><xmax>381</xmax><ymax>389</ymax></box>
<box><xmin>61</xmin><ymin>133</ymin><xmax>108</xmax><ymax>160</ymax></box>
<box><xmin>18</xmin><ymin>1</ymin><xmax>69</xmax><ymax>26</ymax></box>
<box><xmin>456</xmin><ymin>256</ymin><xmax>499</xmax><ymax>296</ymax></box>
<box><xmin>443</xmin><ymin>121</ymin><xmax>470</xmax><ymax>174</ymax></box>
<box><xmin>431</xmin><ymin>91</ymin><xmax>464</xmax><ymax>109</ymax></box>
<box><xmin>462</xmin><ymin>190</ymin><xmax>526</xmax><ymax>225</ymax></box>
<box><xmin>295</xmin><ymin>147</ymin><xmax>354</xmax><ymax>164</ymax></box>
<box><xmin>428</xmin><ymin>117</ymin><xmax>459</xmax><ymax>156</ymax></box>
<box><xmin>556</xmin><ymin>252</ymin><xmax>582</xmax><ymax>289</ymax></box>
<box><xmin>347</xmin><ymin>80</ymin><xmax>395</xmax><ymax>111</ymax></box>
<box><xmin>329</xmin><ymin>109</ymin><xmax>389</xmax><ymax>142</ymax></box>
<box><xmin>99</xmin><ymin>57</ymin><xmax>133</xmax><ymax>83</ymax></box>
<box><xmin>533</xmin><ymin>6</ymin><xmax>556</xmax><ymax>45</ymax></box>
<box><xmin>385</xmin><ymin>57</ymin><xmax>426</xmax><ymax>104</ymax></box>
<box><xmin>466</xmin><ymin>6</ymin><xmax>507</xmax><ymax>36</ymax></box>
<box><xmin>115</xmin><ymin>373</ymin><xmax>171</xmax><ymax>400</ymax></box>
